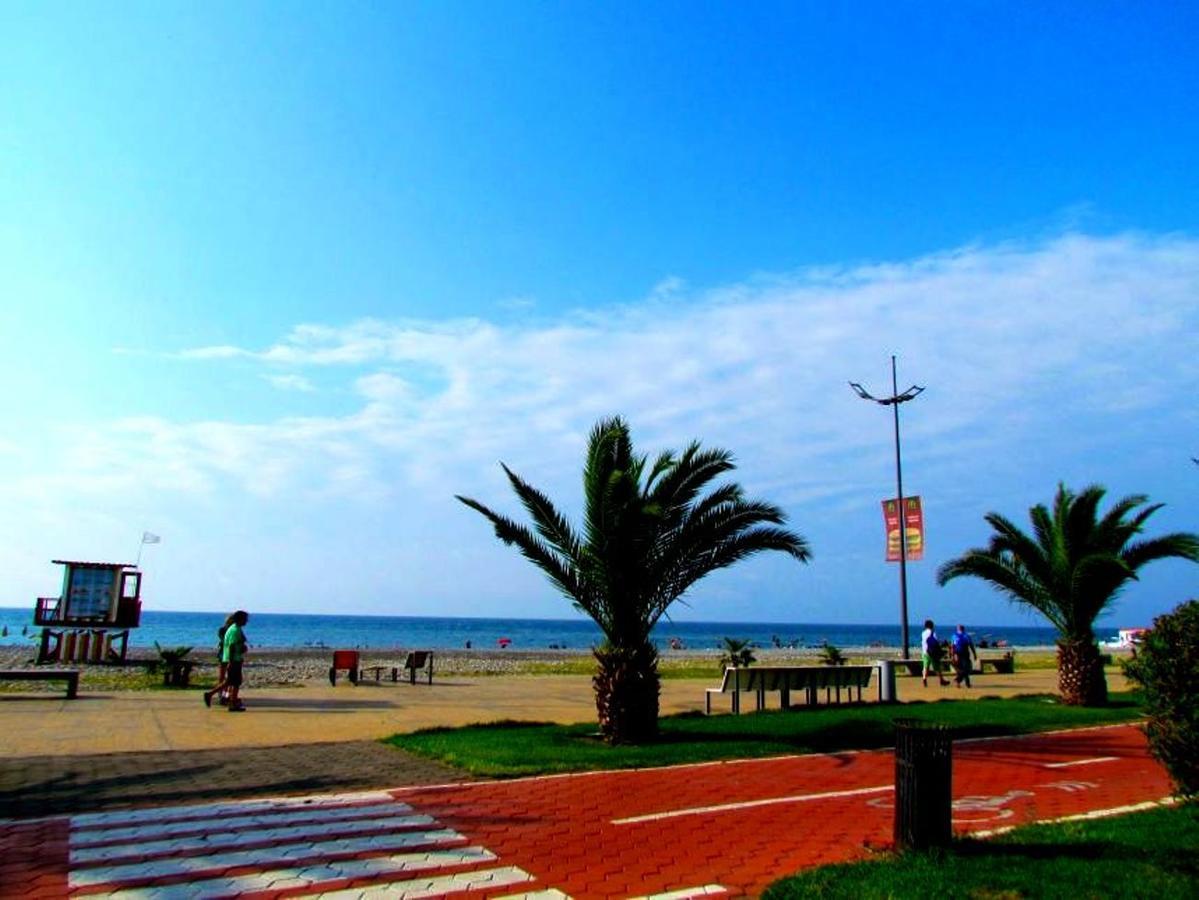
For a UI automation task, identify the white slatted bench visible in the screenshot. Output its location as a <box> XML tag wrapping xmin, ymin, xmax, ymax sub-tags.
<box><xmin>704</xmin><ymin>664</ymin><xmax>875</xmax><ymax>714</ymax></box>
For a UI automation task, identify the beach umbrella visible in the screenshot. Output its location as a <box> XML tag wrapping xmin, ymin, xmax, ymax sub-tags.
<box><xmin>497</xmin><ymin>637</ymin><xmax>512</xmax><ymax>647</ymax></box>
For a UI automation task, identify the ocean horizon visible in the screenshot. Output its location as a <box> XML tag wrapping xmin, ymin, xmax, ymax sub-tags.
<box><xmin>0</xmin><ymin>606</ymin><xmax>1105</xmax><ymax>654</ymax></box>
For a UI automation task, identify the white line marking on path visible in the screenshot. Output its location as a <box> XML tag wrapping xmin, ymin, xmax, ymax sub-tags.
<box><xmin>631</xmin><ymin>885</ymin><xmax>729</xmax><ymax>898</ymax></box>
<box><xmin>78</xmin><ymin>847</ymin><xmax>500</xmax><ymax>896</ymax></box>
<box><xmin>612</xmin><ymin>784</ymin><xmax>892</xmax><ymax>825</ymax></box>
<box><xmin>70</xmin><ymin>790</ymin><xmax>396</xmax><ymax>829</ymax></box>
<box><xmin>70</xmin><ymin>813</ymin><xmax>438</xmax><ymax>863</ymax></box>
<box><xmin>71</xmin><ymin>800</ymin><xmax>416</xmax><ymax>846</ymax></box>
<box><xmin>69</xmin><ymin>829</ymin><xmax>466</xmax><ymax>886</ymax></box>
<box><xmin>969</xmin><ymin>796</ymin><xmax>1177</xmax><ymax>838</ymax></box>
<box><xmin>1044</xmin><ymin>756</ymin><xmax>1118</xmax><ymax>768</ymax></box>
<box><xmin>295</xmin><ymin>865</ymin><xmax>535</xmax><ymax>898</ymax></box>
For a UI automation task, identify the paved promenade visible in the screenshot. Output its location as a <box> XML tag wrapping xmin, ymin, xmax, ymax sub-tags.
<box><xmin>1</xmin><ymin>724</ymin><xmax>1173</xmax><ymax>898</ymax></box>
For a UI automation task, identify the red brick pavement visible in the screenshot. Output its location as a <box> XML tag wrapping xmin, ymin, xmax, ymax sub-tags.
<box><xmin>0</xmin><ymin>724</ymin><xmax>1173</xmax><ymax>899</ymax></box>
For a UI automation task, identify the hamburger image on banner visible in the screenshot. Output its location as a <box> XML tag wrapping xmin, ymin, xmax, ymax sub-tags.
<box><xmin>882</xmin><ymin>496</ymin><xmax>924</xmax><ymax>562</ymax></box>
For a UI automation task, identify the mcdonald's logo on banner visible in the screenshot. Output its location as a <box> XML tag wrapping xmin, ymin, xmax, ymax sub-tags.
<box><xmin>882</xmin><ymin>496</ymin><xmax>924</xmax><ymax>562</ymax></box>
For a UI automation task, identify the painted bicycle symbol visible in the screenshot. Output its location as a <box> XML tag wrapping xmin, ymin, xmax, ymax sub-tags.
<box><xmin>867</xmin><ymin>789</ymin><xmax>1034</xmax><ymax>823</ymax></box>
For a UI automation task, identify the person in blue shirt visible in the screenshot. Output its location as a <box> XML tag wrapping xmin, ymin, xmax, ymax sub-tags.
<box><xmin>951</xmin><ymin>624</ymin><xmax>978</xmax><ymax>688</ymax></box>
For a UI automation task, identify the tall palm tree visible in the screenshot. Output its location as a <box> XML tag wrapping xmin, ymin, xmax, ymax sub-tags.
<box><xmin>937</xmin><ymin>483</ymin><xmax>1199</xmax><ymax>706</ymax></box>
<box><xmin>457</xmin><ymin>416</ymin><xmax>810</xmax><ymax>743</ymax></box>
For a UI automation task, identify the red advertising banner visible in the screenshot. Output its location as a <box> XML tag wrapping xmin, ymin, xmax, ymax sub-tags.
<box><xmin>882</xmin><ymin>496</ymin><xmax>924</xmax><ymax>562</ymax></box>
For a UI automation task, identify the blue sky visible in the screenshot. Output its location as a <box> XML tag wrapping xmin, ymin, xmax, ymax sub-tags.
<box><xmin>2</xmin><ymin>2</ymin><xmax>1197</xmax><ymax>632</ymax></box>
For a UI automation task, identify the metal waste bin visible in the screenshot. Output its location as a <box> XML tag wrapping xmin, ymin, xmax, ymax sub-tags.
<box><xmin>874</xmin><ymin>659</ymin><xmax>897</xmax><ymax>703</ymax></box>
<box><xmin>893</xmin><ymin>718</ymin><xmax>953</xmax><ymax>850</ymax></box>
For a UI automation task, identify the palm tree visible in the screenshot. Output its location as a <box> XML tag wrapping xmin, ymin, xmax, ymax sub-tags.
<box><xmin>719</xmin><ymin>637</ymin><xmax>757</xmax><ymax>670</ymax></box>
<box><xmin>457</xmin><ymin>416</ymin><xmax>810</xmax><ymax>743</ymax></box>
<box><xmin>937</xmin><ymin>483</ymin><xmax>1199</xmax><ymax>706</ymax></box>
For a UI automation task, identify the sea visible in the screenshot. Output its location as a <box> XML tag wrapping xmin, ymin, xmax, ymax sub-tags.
<box><xmin>0</xmin><ymin>607</ymin><xmax>1072</xmax><ymax>653</ymax></box>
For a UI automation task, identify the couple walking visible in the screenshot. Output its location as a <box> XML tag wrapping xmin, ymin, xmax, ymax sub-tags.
<box><xmin>203</xmin><ymin>610</ymin><xmax>249</xmax><ymax>711</ymax></box>
<box><xmin>921</xmin><ymin>619</ymin><xmax>977</xmax><ymax>688</ymax></box>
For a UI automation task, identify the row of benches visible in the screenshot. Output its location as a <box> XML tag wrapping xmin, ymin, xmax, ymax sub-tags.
<box><xmin>329</xmin><ymin>650</ymin><xmax>435</xmax><ymax>686</ymax></box>
<box><xmin>894</xmin><ymin>651</ymin><xmax>1017</xmax><ymax>678</ymax></box>
<box><xmin>705</xmin><ymin>664</ymin><xmax>876</xmax><ymax>714</ymax></box>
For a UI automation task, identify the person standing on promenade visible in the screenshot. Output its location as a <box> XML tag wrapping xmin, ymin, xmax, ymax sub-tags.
<box><xmin>951</xmin><ymin>624</ymin><xmax>978</xmax><ymax>688</ymax></box>
<box><xmin>921</xmin><ymin>618</ymin><xmax>949</xmax><ymax>687</ymax></box>
<box><xmin>204</xmin><ymin>610</ymin><xmax>249</xmax><ymax>711</ymax></box>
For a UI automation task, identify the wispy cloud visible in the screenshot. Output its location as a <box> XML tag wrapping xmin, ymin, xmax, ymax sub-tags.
<box><xmin>27</xmin><ymin>232</ymin><xmax>1199</xmax><ymax>512</ymax></box>
<box><xmin>265</xmin><ymin>373</ymin><xmax>316</xmax><ymax>392</ymax></box>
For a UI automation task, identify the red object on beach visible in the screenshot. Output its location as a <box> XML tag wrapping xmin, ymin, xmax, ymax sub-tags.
<box><xmin>497</xmin><ymin>637</ymin><xmax>512</xmax><ymax>647</ymax></box>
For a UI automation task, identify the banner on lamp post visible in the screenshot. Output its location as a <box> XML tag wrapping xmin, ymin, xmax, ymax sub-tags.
<box><xmin>882</xmin><ymin>496</ymin><xmax>924</xmax><ymax>562</ymax></box>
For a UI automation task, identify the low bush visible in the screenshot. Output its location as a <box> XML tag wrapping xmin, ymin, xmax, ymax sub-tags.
<box><xmin>1123</xmin><ymin>599</ymin><xmax>1199</xmax><ymax>799</ymax></box>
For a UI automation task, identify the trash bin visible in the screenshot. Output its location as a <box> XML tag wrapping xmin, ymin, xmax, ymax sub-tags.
<box><xmin>874</xmin><ymin>659</ymin><xmax>897</xmax><ymax>703</ymax></box>
<box><xmin>893</xmin><ymin>718</ymin><xmax>953</xmax><ymax>850</ymax></box>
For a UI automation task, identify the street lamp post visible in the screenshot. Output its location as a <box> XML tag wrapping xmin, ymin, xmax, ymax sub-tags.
<box><xmin>850</xmin><ymin>356</ymin><xmax>924</xmax><ymax>659</ymax></box>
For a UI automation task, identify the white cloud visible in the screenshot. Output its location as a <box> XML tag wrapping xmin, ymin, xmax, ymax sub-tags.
<box><xmin>265</xmin><ymin>374</ymin><xmax>315</xmax><ymax>392</ymax></box>
<box><xmin>4</xmin><ymin>231</ymin><xmax>1197</xmax><ymax>620</ymax></box>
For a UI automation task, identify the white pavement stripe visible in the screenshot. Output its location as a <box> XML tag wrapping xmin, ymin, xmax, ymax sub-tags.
<box><xmin>303</xmin><ymin>865</ymin><xmax>535</xmax><ymax>899</ymax></box>
<box><xmin>71</xmin><ymin>813</ymin><xmax>438</xmax><ymax>863</ymax></box>
<box><xmin>633</xmin><ymin>885</ymin><xmax>728</xmax><ymax>899</ymax></box>
<box><xmin>78</xmin><ymin>847</ymin><xmax>498</xmax><ymax>897</ymax></box>
<box><xmin>969</xmin><ymin>796</ymin><xmax>1178</xmax><ymax>838</ymax></box>
<box><xmin>612</xmin><ymin>784</ymin><xmax>893</xmax><ymax>825</ymax></box>
<box><xmin>494</xmin><ymin>891</ymin><xmax>572</xmax><ymax>899</ymax></box>
<box><xmin>71</xmin><ymin>791</ymin><xmax>396</xmax><ymax>829</ymax></box>
<box><xmin>71</xmin><ymin>801</ymin><xmax>416</xmax><ymax>846</ymax></box>
<box><xmin>70</xmin><ymin>824</ymin><xmax>458</xmax><ymax>874</ymax></box>
<box><xmin>1044</xmin><ymin>756</ymin><xmax>1119</xmax><ymax>768</ymax></box>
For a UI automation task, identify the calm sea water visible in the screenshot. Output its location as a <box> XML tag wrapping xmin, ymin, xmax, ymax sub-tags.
<box><xmin>0</xmin><ymin>606</ymin><xmax>1071</xmax><ymax>653</ymax></box>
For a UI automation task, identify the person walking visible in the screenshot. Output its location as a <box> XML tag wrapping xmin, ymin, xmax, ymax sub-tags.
<box><xmin>204</xmin><ymin>610</ymin><xmax>249</xmax><ymax>711</ymax></box>
<box><xmin>921</xmin><ymin>618</ymin><xmax>949</xmax><ymax>687</ymax></box>
<box><xmin>951</xmin><ymin>624</ymin><xmax>978</xmax><ymax>687</ymax></box>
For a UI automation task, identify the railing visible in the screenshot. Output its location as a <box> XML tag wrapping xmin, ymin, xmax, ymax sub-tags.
<box><xmin>32</xmin><ymin>597</ymin><xmax>141</xmax><ymax>628</ymax></box>
<box><xmin>34</xmin><ymin>597</ymin><xmax>62</xmax><ymax>625</ymax></box>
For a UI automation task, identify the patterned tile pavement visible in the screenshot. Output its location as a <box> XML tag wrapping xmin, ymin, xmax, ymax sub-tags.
<box><xmin>0</xmin><ymin>724</ymin><xmax>1173</xmax><ymax>899</ymax></box>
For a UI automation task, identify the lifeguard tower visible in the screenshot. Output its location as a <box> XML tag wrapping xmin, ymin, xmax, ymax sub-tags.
<box><xmin>34</xmin><ymin>560</ymin><xmax>143</xmax><ymax>664</ymax></box>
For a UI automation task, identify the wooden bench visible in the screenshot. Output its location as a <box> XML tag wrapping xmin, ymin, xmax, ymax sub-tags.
<box><xmin>705</xmin><ymin>665</ymin><xmax>875</xmax><ymax>714</ymax></box>
<box><xmin>0</xmin><ymin>669</ymin><xmax>80</xmax><ymax>699</ymax></box>
<box><xmin>403</xmin><ymin>651</ymin><xmax>434</xmax><ymax>685</ymax></box>
<box><xmin>360</xmin><ymin>665</ymin><xmax>399</xmax><ymax>682</ymax></box>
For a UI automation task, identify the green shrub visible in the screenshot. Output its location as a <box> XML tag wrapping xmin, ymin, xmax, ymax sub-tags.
<box><xmin>1123</xmin><ymin>599</ymin><xmax>1199</xmax><ymax>799</ymax></box>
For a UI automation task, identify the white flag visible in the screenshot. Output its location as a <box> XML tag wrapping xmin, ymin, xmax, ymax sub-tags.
<box><xmin>142</xmin><ymin>532</ymin><xmax>161</xmax><ymax>544</ymax></box>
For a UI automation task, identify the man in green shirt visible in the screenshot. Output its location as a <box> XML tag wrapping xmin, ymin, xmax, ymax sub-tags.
<box><xmin>204</xmin><ymin>610</ymin><xmax>249</xmax><ymax>711</ymax></box>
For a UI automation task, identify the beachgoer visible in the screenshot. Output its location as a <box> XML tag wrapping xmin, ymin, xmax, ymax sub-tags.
<box><xmin>204</xmin><ymin>610</ymin><xmax>249</xmax><ymax>711</ymax></box>
<box><xmin>213</xmin><ymin>613</ymin><xmax>237</xmax><ymax>705</ymax></box>
<box><xmin>921</xmin><ymin>619</ymin><xmax>949</xmax><ymax>687</ymax></box>
<box><xmin>951</xmin><ymin>624</ymin><xmax>977</xmax><ymax>687</ymax></box>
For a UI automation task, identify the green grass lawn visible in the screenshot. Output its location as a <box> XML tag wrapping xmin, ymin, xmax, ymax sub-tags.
<box><xmin>763</xmin><ymin>802</ymin><xmax>1199</xmax><ymax>899</ymax></box>
<box><xmin>385</xmin><ymin>692</ymin><xmax>1144</xmax><ymax>777</ymax></box>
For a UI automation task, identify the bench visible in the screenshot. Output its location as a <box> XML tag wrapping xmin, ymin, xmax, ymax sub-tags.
<box><xmin>977</xmin><ymin>651</ymin><xmax>1016</xmax><ymax>674</ymax></box>
<box><xmin>705</xmin><ymin>665</ymin><xmax>875</xmax><ymax>714</ymax></box>
<box><xmin>360</xmin><ymin>665</ymin><xmax>399</xmax><ymax>682</ymax></box>
<box><xmin>403</xmin><ymin>651</ymin><xmax>434</xmax><ymax>685</ymax></box>
<box><xmin>0</xmin><ymin>669</ymin><xmax>80</xmax><ymax>699</ymax></box>
<box><xmin>329</xmin><ymin>650</ymin><xmax>361</xmax><ymax>685</ymax></box>
<box><xmin>895</xmin><ymin>650</ymin><xmax>1017</xmax><ymax>676</ymax></box>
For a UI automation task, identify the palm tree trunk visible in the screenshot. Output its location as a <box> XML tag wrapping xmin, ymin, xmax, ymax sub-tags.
<box><xmin>1057</xmin><ymin>638</ymin><xmax>1108</xmax><ymax>706</ymax></box>
<box><xmin>593</xmin><ymin>643</ymin><xmax>660</xmax><ymax>743</ymax></box>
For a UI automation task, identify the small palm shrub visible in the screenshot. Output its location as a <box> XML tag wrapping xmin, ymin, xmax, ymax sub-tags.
<box><xmin>1123</xmin><ymin>600</ymin><xmax>1199</xmax><ymax>800</ymax></box>
<box><xmin>819</xmin><ymin>643</ymin><xmax>846</xmax><ymax>666</ymax></box>
<box><xmin>719</xmin><ymin>637</ymin><xmax>756</xmax><ymax>669</ymax></box>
